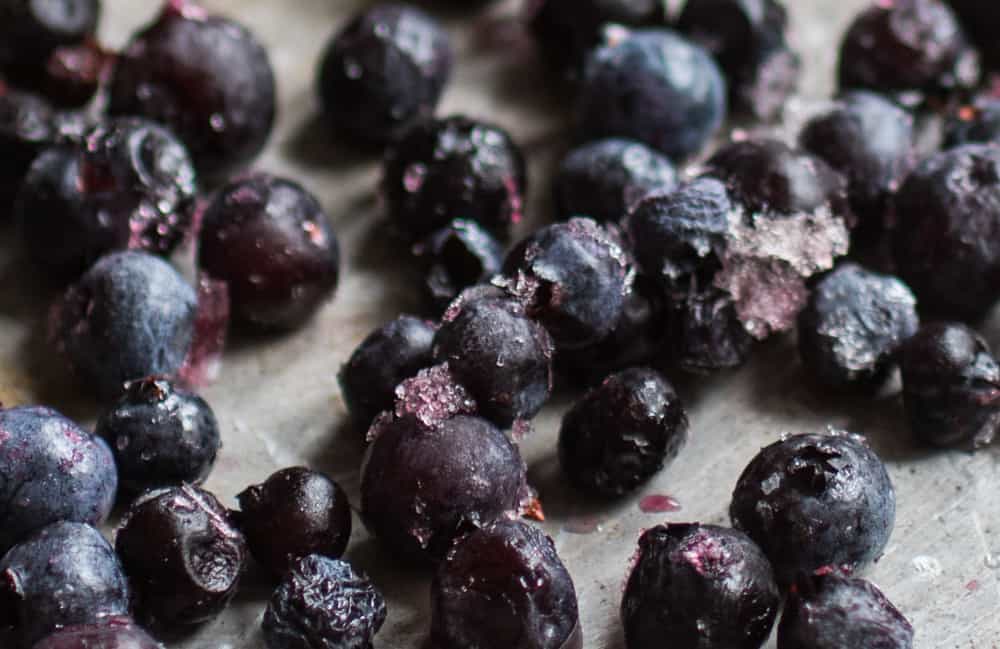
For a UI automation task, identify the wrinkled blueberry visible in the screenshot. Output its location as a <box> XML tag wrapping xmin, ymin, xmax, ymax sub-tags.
<box><xmin>621</xmin><ymin>523</ymin><xmax>780</xmax><ymax>649</ymax></box>
<box><xmin>414</xmin><ymin>219</ymin><xmax>504</xmax><ymax>309</ymax></box>
<box><xmin>944</xmin><ymin>96</ymin><xmax>1000</xmax><ymax>148</ymax></box>
<box><xmin>946</xmin><ymin>0</ymin><xmax>1000</xmax><ymax>71</ymax></box>
<box><xmin>0</xmin><ymin>0</ymin><xmax>100</xmax><ymax>82</ymax></box>
<box><xmin>262</xmin><ymin>555</ymin><xmax>386</xmax><ymax>649</ymax></box>
<box><xmin>730</xmin><ymin>432</ymin><xmax>896</xmax><ymax>587</ymax></box>
<box><xmin>31</xmin><ymin>618</ymin><xmax>163</xmax><ymax>649</ymax></box>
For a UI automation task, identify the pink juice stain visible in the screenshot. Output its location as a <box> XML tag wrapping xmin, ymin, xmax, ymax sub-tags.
<box><xmin>639</xmin><ymin>494</ymin><xmax>682</xmax><ymax>514</ymax></box>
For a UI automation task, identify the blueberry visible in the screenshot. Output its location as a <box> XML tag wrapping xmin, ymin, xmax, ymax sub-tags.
<box><xmin>0</xmin><ymin>87</ymin><xmax>58</xmax><ymax>212</ymax></box>
<box><xmin>778</xmin><ymin>573</ymin><xmax>913</xmax><ymax>649</ymax></box>
<box><xmin>199</xmin><ymin>173</ymin><xmax>341</xmax><ymax>331</ymax></box>
<box><xmin>576</xmin><ymin>28</ymin><xmax>726</xmax><ymax>161</ymax></box>
<box><xmin>31</xmin><ymin>618</ymin><xmax>163</xmax><ymax>649</ymax></box>
<box><xmin>31</xmin><ymin>40</ymin><xmax>109</xmax><ymax>109</ymax></box>
<box><xmin>944</xmin><ymin>96</ymin><xmax>1000</xmax><ymax>148</ymax></box>
<box><xmin>798</xmin><ymin>263</ymin><xmax>919</xmax><ymax>391</ymax></box>
<box><xmin>414</xmin><ymin>219</ymin><xmax>504</xmax><ymax>310</ymax></box>
<box><xmin>95</xmin><ymin>377</ymin><xmax>221</xmax><ymax>495</ymax></box>
<box><xmin>262</xmin><ymin>555</ymin><xmax>386</xmax><ymax>649</ymax></box>
<box><xmin>108</xmin><ymin>0</ymin><xmax>276</xmax><ymax>178</ymax></box>
<box><xmin>554</xmin><ymin>138</ymin><xmax>677</xmax><ymax>224</ymax></box>
<box><xmin>382</xmin><ymin>115</ymin><xmax>526</xmax><ymax>241</ymax></box>
<box><xmin>317</xmin><ymin>3</ymin><xmax>453</xmax><ymax>144</ymax></box>
<box><xmin>0</xmin><ymin>522</ymin><xmax>129</xmax><ymax>649</ymax></box>
<box><xmin>900</xmin><ymin>322</ymin><xmax>1000</xmax><ymax>449</ymax></box>
<box><xmin>0</xmin><ymin>0</ymin><xmax>100</xmax><ymax>81</ymax></box>
<box><xmin>237</xmin><ymin>467</ymin><xmax>352</xmax><ymax>578</ymax></box>
<box><xmin>946</xmin><ymin>0</ymin><xmax>1000</xmax><ymax>71</ymax></box>
<box><xmin>621</xmin><ymin>523</ymin><xmax>780</xmax><ymax>649</ymax></box>
<box><xmin>730</xmin><ymin>432</ymin><xmax>896</xmax><ymax>587</ymax></box>
<box><xmin>114</xmin><ymin>485</ymin><xmax>248</xmax><ymax>630</ymax></box>
<box><xmin>431</xmin><ymin>520</ymin><xmax>581</xmax><ymax>649</ymax></box>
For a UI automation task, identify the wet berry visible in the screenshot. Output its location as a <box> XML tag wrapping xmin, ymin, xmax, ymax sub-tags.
<box><xmin>31</xmin><ymin>618</ymin><xmax>163</xmax><ymax>649</ymax></box>
<box><xmin>944</xmin><ymin>96</ymin><xmax>1000</xmax><ymax>148</ymax></box>
<box><xmin>413</xmin><ymin>219</ymin><xmax>504</xmax><ymax>310</ymax></box>
<box><xmin>0</xmin><ymin>0</ymin><xmax>100</xmax><ymax>84</ymax></box>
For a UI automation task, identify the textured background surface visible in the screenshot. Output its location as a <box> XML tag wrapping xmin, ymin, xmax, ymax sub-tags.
<box><xmin>1</xmin><ymin>1</ymin><xmax>998</xmax><ymax>648</ymax></box>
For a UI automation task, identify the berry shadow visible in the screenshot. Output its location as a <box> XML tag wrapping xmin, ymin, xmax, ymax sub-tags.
<box><xmin>527</xmin><ymin>453</ymin><xmax>634</xmax><ymax>525</ymax></box>
<box><xmin>281</xmin><ymin>112</ymin><xmax>386</xmax><ymax>172</ymax></box>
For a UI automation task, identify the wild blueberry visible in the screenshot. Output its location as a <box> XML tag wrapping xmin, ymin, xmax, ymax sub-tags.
<box><xmin>31</xmin><ymin>618</ymin><xmax>163</xmax><ymax>649</ymax></box>
<box><xmin>944</xmin><ymin>96</ymin><xmax>1000</xmax><ymax>148</ymax></box>
<box><xmin>0</xmin><ymin>0</ymin><xmax>100</xmax><ymax>83</ymax></box>
<box><xmin>413</xmin><ymin>219</ymin><xmax>504</xmax><ymax>310</ymax></box>
<box><xmin>946</xmin><ymin>0</ymin><xmax>1000</xmax><ymax>71</ymax></box>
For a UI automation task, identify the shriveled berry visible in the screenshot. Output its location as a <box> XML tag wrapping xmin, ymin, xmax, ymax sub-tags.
<box><xmin>31</xmin><ymin>618</ymin><xmax>163</xmax><ymax>649</ymax></box>
<box><xmin>414</xmin><ymin>219</ymin><xmax>504</xmax><ymax>310</ymax></box>
<box><xmin>944</xmin><ymin>96</ymin><xmax>1000</xmax><ymax>148</ymax></box>
<box><xmin>0</xmin><ymin>0</ymin><xmax>100</xmax><ymax>80</ymax></box>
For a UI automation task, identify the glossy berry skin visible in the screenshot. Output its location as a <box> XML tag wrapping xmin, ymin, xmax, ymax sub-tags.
<box><xmin>431</xmin><ymin>520</ymin><xmax>582</xmax><ymax>649</ymax></box>
<box><xmin>0</xmin><ymin>0</ymin><xmax>100</xmax><ymax>79</ymax></box>
<box><xmin>0</xmin><ymin>522</ymin><xmax>130</xmax><ymax>649</ymax></box>
<box><xmin>114</xmin><ymin>485</ymin><xmax>248</xmax><ymax>631</ymax></box>
<box><xmin>237</xmin><ymin>467</ymin><xmax>352</xmax><ymax>578</ymax></box>
<box><xmin>890</xmin><ymin>144</ymin><xmax>1000</xmax><ymax>318</ymax></box>
<box><xmin>900</xmin><ymin>322</ymin><xmax>1000</xmax><ymax>449</ymax></box>
<box><xmin>31</xmin><ymin>618</ymin><xmax>163</xmax><ymax>649</ymax></box>
<box><xmin>577</xmin><ymin>28</ymin><xmax>727</xmax><ymax>161</ymax></box>
<box><xmin>944</xmin><ymin>97</ymin><xmax>1000</xmax><ymax>148</ymax></box>
<box><xmin>108</xmin><ymin>1</ymin><xmax>276</xmax><ymax>178</ymax></box>
<box><xmin>554</xmin><ymin>138</ymin><xmax>677</xmax><ymax>223</ymax></box>
<box><xmin>95</xmin><ymin>377</ymin><xmax>221</xmax><ymax>495</ymax></box>
<box><xmin>798</xmin><ymin>263</ymin><xmax>919</xmax><ymax>391</ymax></box>
<box><xmin>730</xmin><ymin>432</ymin><xmax>896</xmax><ymax>587</ymax></box>
<box><xmin>262</xmin><ymin>555</ymin><xmax>386</xmax><ymax>649</ymax></box>
<box><xmin>0</xmin><ymin>406</ymin><xmax>116</xmax><ymax>556</ymax></box>
<box><xmin>946</xmin><ymin>0</ymin><xmax>1000</xmax><ymax>71</ymax></box>
<box><xmin>199</xmin><ymin>173</ymin><xmax>341</xmax><ymax>330</ymax></box>
<box><xmin>318</xmin><ymin>3</ymin><xmax>453</xmax><ymax>144</ymax></box>
<box><xmin>382</xmin><ymin>115</ymin><xmax>526</xmax><ymax>241</ymax></box>
<box><xmin>778</xmin><ymin>573</ymin><xmax>914</xmax><ymax>649</ymax></box>
<box><xmin>559</xmin><ymin>368</ymin><xmax>688</xmax><ymax>497</ymax></box>
<box><xmin>621</xmin><ymin>523</ymin><xmax>780</xmax><ymax>649</ymax></box>
<box><xmin>414</xmin><ymin>219</ymin><xmax>504</xmax><ymax>309</ymax></box>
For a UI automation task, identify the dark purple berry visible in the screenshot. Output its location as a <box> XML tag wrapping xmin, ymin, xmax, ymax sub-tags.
<box><xmin>237</xmin><ymin>467</ymin><xmax>352</xmax><ymax>578</ymax></box>
<box><xmin>0</xmin><ymin>87</ymin><xmax>59</xmax><ymax>211</ymax></box>
<box><xmin>621</xmin><ymin>523</ymin><xmax>780</xmax><ymax>649</ymax></box>
<box><xmin>262</xmin><ymin>555</ymin><xmax>386</xmax><ymax>649</ymax></box>
<box><xmin>944</xmin><ymin>96</ymin><xmax>1000</xmax><ymax>148</ymax></box>
<box><xmin>199</xmin><ymin>173</ymin><xmax>341</xmax><ymax>331</ymax></box>
<box><xmin>559</xmin><ymin>368</ymin><xmax>687</xmax><ymax>496</ymax></box>
<box><xmin>31</xmin><ymin>618</ymin><xmax>163</xmax><ymax>649</ymax></box>
<box><xmin>31</xmin><ymin>40</ymin><xmax>108</xmax><ymax>108</ymax></box>
<box><xmin>0</xmin><ymin>0</ymin><xmax>100</xmax><ymax>81</ymax></box>
<box><xmin>431</xmin><ymin>520</ymin><xmax>581</xmax><ymax>649</ymax></box>
<box><xmin>414</xmin><ymin>219</ymin><xmax>504</xmax><ymax>309</ymax></box>
<box><xmin>114</xmin><ymin>485</ymin><xmax>248</xmax><ymax>631</ymax></box>
<box><xmin>730</xmin><ymin>432</ymin><xmax>896</xmax><ymax>587</ymax></box>
<box><xmin>946</xmin><ymin>0</ymin><xmax>1000</xmax><ymax>71</ymax></box>
<box><xmin>318</xmin><ymin>3</ymin><xmax>453</xmax><ymax>144</ymax></box>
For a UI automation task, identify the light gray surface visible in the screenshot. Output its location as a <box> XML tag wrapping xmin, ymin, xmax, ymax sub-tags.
<box><xmin>0</xmin><ymin>1</ymin><xmax>998</xmax><ymax>648</ymax></box>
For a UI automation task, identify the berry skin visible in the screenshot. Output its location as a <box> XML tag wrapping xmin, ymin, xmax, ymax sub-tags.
<box><xmin>0</xmin><ymin>88</ymin><xmax>60</xmax><ymax>211</ymax></box>
<box><xmin>944</xmin><ymin>96</ymin><xmax>1000</xmax><ymax>148</ymax></box>
<box><xmin>0</xmin><ymin>0</ymin><xmax>100</xmax><ymax>81</ymax></box>
<box><xmin>262</xmin><ymin>555</ymin><xmax>386</xmax><ymax>649</ymax></box>
<box><xmin>559</xmin><ymin>368</ymin><xmax>688</xmax><ymax>497</ymax></box>
<box><xmin>621</xmin><ymin>523</ymin><xmax>780</xmax><ymax>649</ymax></box>
<box><xmin>199</xmin><ymin>173</ymin><xmax>341</xmax><ymax>331</ymax></box>
<box><xmin>900</xmin><ymin>322</ymin><xmax>1000</xmax><ymax>449</ymax></box>
<box><xmin>730</xmin><ymin>432</ymin><xmax>896</xmax><ymax>588</ymax></box>
<box><xmin>236</xmin><ymin>467</ymin><xmax>352</xmax><ymax>578</ymax></box>
<box><xmin>317</xmin><ymin>3</ymin><xmax>453</xmax><ymax>144</ymax></box>
<box><xmin>95</xmin><ymin>377</ymin><xmax>221</xmax><ymax>495</ymax></box>
<box><xmin>576</xmin><ymin>28</ymin><xmax>727</xmax><ymax>161</ymax></box>
<box><xmin>414</xmin><ymin>219</ymin><xmax>504</xmax><ymax>310</ymax></box>
<box><xmin>431</xmin><ymin>520</ymin><xmax>582</xmax><ymax>649</ymax></box>
<box><xmin>31</xmin><ymin>618</ymin><xmax>164</xmax><ymax>649</ymax></box>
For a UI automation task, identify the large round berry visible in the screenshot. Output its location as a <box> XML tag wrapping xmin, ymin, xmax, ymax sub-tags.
<box><xmin>31</xmin><ymin>618</ymin><xmax>163</xmax><ymax>649</ymax></box>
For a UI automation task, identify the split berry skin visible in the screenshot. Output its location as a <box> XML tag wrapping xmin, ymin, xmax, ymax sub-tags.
<box><xmin>797</xmin><ymin>263</ymin><xmax>919</xmax><ymax>392</ymax></box>
<box><xmin>0</xmin><ymin>0</ymin><xmax>100</xmax><ymax>82</ymax></box>
<box><xmin>114</xmin><ymin>485</ymin><xmax>248</xmax><ymax>631</ymax></box>
<box><xmin>413</xmin><ymin>219</ymin><xmax>505</xmax><ymax>310</ymax></box>
<box><xmin>944</xmin><ymin>96</ymin><xmax>1000</xmax><ymax>148</ymax></box>
<box><xmin>778</xmin><ymin>573</ymin><xmax>914</xmax><ymax>649</ymax></box>
<box><xmin>558</xmin><ymin>368</ymin><xmax>688</xmax><ymax>497</ymax></box>
<box><xmin>31</xmin><ymin>618</ymin><xmax>164</xmax><ymax>649</ymax></box>
<box><xmin>382</xmin><ymin>115</ymin><xmax>527</xmax><ymax>241</ymax></box>
<box><xmin>621</xmin><ymin>523</ymin><xmax>780</xmax><ymax>649</ymax></box>
<box><xmin>262</xmin><ymin>555</ymin><xmax>386</xmax><ymax>649</ymax></box>
<box><xmin>236</xmin><ymin>467</ymin><xmax>353</xmax><ymax>578</ymax></box>
<box><xmin>0</xmin><ymin>406</ymin><xmax>116</xmax><ymax>556</ymax></box>
<box><xmin>317</xmin><ymin>3</ymin><xmax>453</xmax><ymax>144</ymax></box>
<box><xmin>108</xmin><ymin>0</ymin><xmax>276</xmax><ymax>178</ymax></box>
<box><xmin>899</xmin><ymin>322</ymin><xmax>1000</xmax><ymax>449</ymax></box>
<box><xmin>95</xmin><ymin>377</ymin><xmax>221</xmax><ymax>496</ymax></box>
<box><xmin>199</xmin><ymin>173</ymin><xmax>341</xmax><ymax>331</ymax></box>
<box><xmin>730</xmin><ymin>432</ymin><xmax>896</xmax><ymax>588</ymax></box>
<box><xmin>576</xmin><ymin>28</ymin><xmax>727</xmax><ymax>162</ymax></box>
<box><xmin>553</xmin><ymin>138</ymin><xmax>677</xmax><ymax>224</ymax></box>
<box><xmin>0</xmin><ymin>522</ymin><xmax>130</xmax><ymax>649</ymax></box>
<box><xmin>431</xmin><ymin>520</ymin><xmax>582</xmax><ymax>649</ymax></box>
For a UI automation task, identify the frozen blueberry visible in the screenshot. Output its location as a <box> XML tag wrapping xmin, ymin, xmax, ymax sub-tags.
<box><xmin>778</xmin><ymin>573</ymin><xmax>914</xmax><ymax>649</ymax></box>
<box><xmin>413</xmin><ymin>219</ymin><xmax>504</xmax><ymax>309</ymax></box>
<box><xmin>798</xmin><ymin>263</ymin><xmax>919</xmax><ymax>391</ymax></box>
<box><xmin>115</xmin><ymin>485</ymin><xmax>247</xmax><ymax>631</ymax></box>
<box><xmin>431</xmin><ymin>520</ymin><xmax>582</xmax><ymax>649</ymax></box>
<box><xmin>0</xmin><ymin>406</ymin><xmax>116</xmax><ymax>555</ymax></box>
<box><xmin>730</xmin><ymin>432</ymin><xmax>896</xmax><ymax>587</ymax></box>
<box><xmin>95</xmin><ymin>377</ymin><xmax>220</xmax><ymax>495</ymax></box>
<box><xmin>0</xmin><ymin>522</ymin><xmax>129</xmax><ymax>649</ymax></box>
<box><xmin>317</xmin><ymin>3</ymin><xmax>453</xmax><ymax>143</ymax></box>
<box><xmin>108</xmin><ymin>0</ymin><xmax>276</xmax><ymax>178</ymax></box>
<box><xmin>199</xmin><ymin>173</ymin><xmax>341</xmax><ymax>331</ymax></box>
<box><xmin>554</xmin><ymin>138</ymin><xmax>677</xmax><ymax>223</ymax></box>
<box><xmin>262</xmin><ymin>555</ymin><xmax>386</xmax><ymax>649</ymax></box>
<box><xmin>946</xmin><ymin>0</ymin><xmax>1000</xmax><ymax>71</ymax></box>
<box><xmin>0</xmin><ymin>0</ymin><xmax>100</xmax><ymax>81</ymax></box>
<box><xmin>944</xmin><ymin>96</ymin><xmax>1000</xmax><ymax>148</ymax></box>
<box><xmin>31</xmin><ymin>618</ymin><xmax>164</xmax><ymax>649</ymax></box>
<box><xmin>237</xmin><ymin>467</ymin><xmax>352</xmax><ymax>578</ymax></box>
<box><xmin>382</xmin><ymin>115</ymin><xmax>526</xmax><ymax>241</ymax></box>
<box><xmin>621</xmin><ymin>523</ymin><xmax>780</xmax><ymax>649</ymax></box>
<box><xmin>900</xmin><ymin>322</ymin><xmax>1000</xmax><ymax>449</ymax></box>
<box><xmin>890</xmin><ymin>144</ymin><xmax>1000</xmax><ymax>318</ymax></box>
<box><xmin>576</xmin><ymin>28</ymin><xmax>727</xmax><ymax>161</ymax></box>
